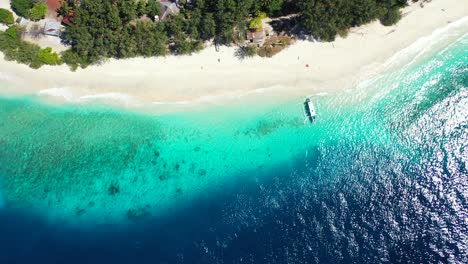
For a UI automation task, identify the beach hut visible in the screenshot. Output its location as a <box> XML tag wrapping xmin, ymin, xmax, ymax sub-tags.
<box><xmin>158</xmin><ymin>0</ymin><xmax>180</xmax><ymax>21</ymax></box>
<box><xmin>43</xmin><ymin>21</ymin><xmax>62</xmax><ymax>37</ymax></box>
<box><xmin>247</xmin><ymin>30</ymin><xmax>267</xmax><ymax>47</ymax></box>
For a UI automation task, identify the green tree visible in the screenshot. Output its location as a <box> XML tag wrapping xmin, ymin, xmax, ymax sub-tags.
<box><xmin>0</xmin><ymin>25</ymin><xmax>45</xmax><ymax>68</ymax></box>
<box><xmin>173</xmin><ymin>39</ymin><xmax>192</xmax><ymax>55</ymax></box>
<box><xmin>136</xmin><ymin>0</ymin><xmax>147</xmax><ymax>17</ymax></box>
<box><xmin>380</xmin><ymin>7</ymin><xmax>402</xmax><ymax>26</ymax></box>
<box><xmin>61</xmin><ymin>49</ymin><xmax>88</xmax><ymax>71</ymax></box>
<box><xmin>201</xmin><ymin>13</ymin><xmax>216</xmax><ymax>40</ymax></box>
<box><xmin>58</xmin><ymin>1</ymin><xmax>73</xmax><ymax>17</ymax></box>
<box><xmin>245</xmin><ymin>45</ymin><xmax>257</xmax><ymax>57</ymax></box>
<box><xmin>29</xmin><ymin>2</ymin><xmax>48</xmax><ymax>20</ymax></box>
<box><xmin>0</xmin><ymin>8</ymin><xmax>15</xmax><ymax>25</ymax></box>
<box><xmin>5</xmin><ymin>25</ymin><xmax>19</xmax><ymax>39</ymax></box>
<box><xmin>37</xmin><ymin>47</ymin><xmax>61</xmax><ymax>65</ymax></box>
<box><xmin>213</xmin><ymin>0</ymin><xmax>237</xmax><ymax>43</ymax></box>
<box><xmin>236</xmin><ymin>45</ymin><xmax>256</xmax><ymax>59</ymax></box>
<box><xmin>132</xmin><ymin>21</ymin><xmax>167</xmax><ymax>57</ymax></box>
<box><xmin>351</xmin><ymin>0</ymin><xmax>380</xmax><ymax>26</ymax></box>
<box><xmin>188</xmin><ymin>8</ymin><xmax>202</xmax><ymax>39</ymax></box>
<box><xmin>258</xmin><ymin>0</ymin><xmax>283</xmax><ymax>16</ymax></box>
<box><xmin>11</xmin><ymin>0</ymin><xmax>32</xmax><ymax>18</ymax></box>
<box><xmin>117</xmin><ymin>25</ymin><xmax>137</xmax><ymax>58</ymax></box>
<box><xmin>249</xmin><ymin>17</ymin><xmax>263</xmax><ymax>31</ymax></box>
<box><xmin>165</xmin><ymin>14</ymin><xmax>185</xmax><ymax>40</ymax></box>
<box><xmin>117</xmin><ymin>0</ymin><xmax>137</xmax><ymax>23</ymax></box>
<box><xmin>296</xmin><ymin>0</ymin><xmax>407</xmax><ymax>41</ymax></box>
<box><xmin>146</xmin><ymin>0</ymin><xmax>160</xmax><ymax>21</ymax></box>
<box><xmin>191</xmin><ymin>40</ymin><xmax>204</xmax><ymax>53</ymax></box>
<box><xmin>107</xmin><ymin>3</ymin><xmax>122</xmax><ymax>30</ymax></box>
<box><xmin>266</xmin><ymin>0</ymin><xmax>284</xmax><ymax>16</ymax></box>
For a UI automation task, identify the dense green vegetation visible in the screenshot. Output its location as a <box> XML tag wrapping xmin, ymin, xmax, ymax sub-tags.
<box><xmin>0</xmin><ymin>25</ymin><xmax>61</xmax><ymax>68</ymax></box>
<box><xmin>62</xmin><ymin>0</ymin><xmax>410</xmax><ymax>68</ymax></box>
<box><xmin>10</xmin><ymin>0</ymin><xmax>47</xmax><ymax>20</ymax></box>
<box><xmin>37</xmin><ymin>47</ymin><xmax>61</xmax><ymax>65</ymax></box>
<box><xmin>61</xmin><ymin>0</ymin><xmax>169</xmax><ymax>67</ymax></box>
<box><xmin>249</xmin><ymin>11</ymin><xmax>267</xmax><ymax>31</ymax></box>
<box><xmin>380</xmin><ymin>6</ymin><xmax>403</xmax><ymax>26</ymax></box>
<box><xmin>11</xmin><ymin>0</ymin><xmax>33</xmax><ymax>18</ymax></box>
<box><xmin>61</xmin><ymin>0</ymin><xmax>297</xmax><ymax>67</ymax></box>
<box><xmin>297</xmin><ymin>0</ymin><xmax>408</xmax><ymax>41</ymax></box>
<box><xmin>0</xmin><ymin>8</ymin><xmax>15</xmax><ymax>25</ymax></box>
<box><xmin>29</xmin><ymin>2</ymin><xmax>48</xmax><ymax>21</ymax></box>
<box><xmin>2</xmin><ymin>0</ymin><xmax>418</xmax><ymax>69</ymax></box>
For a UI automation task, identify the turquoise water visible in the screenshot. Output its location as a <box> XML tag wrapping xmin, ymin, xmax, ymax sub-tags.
<box><xmin>0</xmin><ymin>19</ymin><xmax>467</xmax><ymax>263</ymax></box>
<box><xmin>0</xmin><ymin>82</ymin><xmax>402</xmax><ymax>225</ymax></box>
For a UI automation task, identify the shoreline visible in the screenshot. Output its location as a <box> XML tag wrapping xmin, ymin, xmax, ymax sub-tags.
<box><xmin>0</xmin><ymin>0</ymin><xmax>467</xmax><ymax>112</ymax></box>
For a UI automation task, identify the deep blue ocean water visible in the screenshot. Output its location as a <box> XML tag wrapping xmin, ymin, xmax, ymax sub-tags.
<box><xmin>0</xmin><ymin>20</ymin><xmax>467</xmax><ymax>263</ymax></box>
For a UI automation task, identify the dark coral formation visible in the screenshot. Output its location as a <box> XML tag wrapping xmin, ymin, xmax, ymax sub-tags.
<box><xmin>75</xmin><ymin>208</ymin><xmax>86</xmax><ymax>216</ymax></box>
<box><xmin>126</xmin><ymin>208</ymin><xmax>151</xmax><ymax>222</ymax></box>
<box><xmin>108</xmin><ymin>182</ymin><xmax>120</xmax><ymax>196</ymax></box>
<box><xmin>198</xmin><ymin>169</ymin><xmax>207</xmax><ymax>176</ymax></box>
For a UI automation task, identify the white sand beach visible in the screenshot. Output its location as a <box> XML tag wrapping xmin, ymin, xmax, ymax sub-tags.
<box><xmin>0</xmin><ymin>0</ymin><xmax>467</xmax><ymax>110</ymax></box>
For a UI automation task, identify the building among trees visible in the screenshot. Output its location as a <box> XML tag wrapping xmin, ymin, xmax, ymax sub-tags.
<box><xmin>43</xmin><ymin>21</ymin><xmax>61</xmax><ymax>37</ymax></box>
<box><xmin>158</xmin><ymin>0</ymin><xmax>180</xmax><ymax>21</ymax></box>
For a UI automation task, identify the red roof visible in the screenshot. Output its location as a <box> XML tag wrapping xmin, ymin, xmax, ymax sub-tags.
<box><xmin>63</xmin><ymin>12</ymin><xmax>75</xmax><ymax>25</ymax></box>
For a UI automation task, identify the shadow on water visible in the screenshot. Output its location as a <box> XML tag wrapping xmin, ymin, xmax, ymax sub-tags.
<box><xmin>0</xmin><ymin>144</ymin><xmax>319</xmax><ymax>264</ymax></box>
<box><xmin>1</xmin><ymin>139</ymin><xmax>466</xmax><ymax>263</ymax></box>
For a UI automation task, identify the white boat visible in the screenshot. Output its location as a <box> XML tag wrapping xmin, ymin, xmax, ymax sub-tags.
<box><xmin>304</xmin><ymin>97</ymin><xmax>316</xmax><ymax>122</ymax></box>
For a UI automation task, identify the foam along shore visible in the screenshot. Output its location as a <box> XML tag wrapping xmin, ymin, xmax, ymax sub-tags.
<box><xmin>0</xmin><ymin>0</ymin><xmax>467</xmax><ymax>110</ymax></box>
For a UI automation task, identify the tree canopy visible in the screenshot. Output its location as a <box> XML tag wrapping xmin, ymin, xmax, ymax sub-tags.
<box><xmin>297</xmin><ymin>0</ymin><xmax>408</xmax><ymax>41</ymax></box>
<box><xmin>37</xmin><ymin>47</ymin><xmax>61</xmax><ymax>65</ymax></box>
<box><xmin>29</xmin><ymin>2</ymin><xmax>48</xmax><ymax>21</ymax></box>
<box><xmin>3</xmin><ymin>0</ymin><xmax>415</xmax><ymax>69</ymax></box>
<box><xmin>0</xmin><ymin>25</ymin><xmax>60</xmax><ymax>68</ymax></box>
<box><xmin>11</xmin><ymin>0</ymin><xmax>33</xmax><ymax>18</ymax></box>
<box><xmin>58</xmin><ymin>0</ymin><xmax>411</xmax><ymax>68</ymax></box>
<box><xmin>0</xmin><ymin>8</ymin><xmax>15</xmax><ymax>25</ymax></box>
<box><xmin>61</xmin><ymin>0</ymin><xmax>169</xmax><ymax>67</ymax></box>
